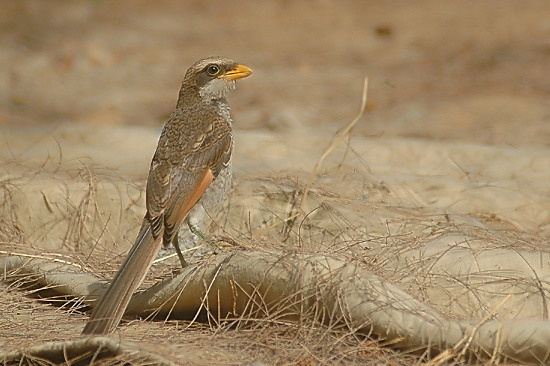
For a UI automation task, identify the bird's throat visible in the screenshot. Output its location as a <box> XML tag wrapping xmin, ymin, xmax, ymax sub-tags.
<box><xmin>199</xmin><ymin>79</ymin><xmax>236</xmax><ymax>101</ymax></box>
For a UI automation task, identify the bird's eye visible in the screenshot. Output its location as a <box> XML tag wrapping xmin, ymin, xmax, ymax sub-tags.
<box><xmin>206</xmin><ymin>65</ymin><xmax>220</xmax><ymax>76</ymax></box>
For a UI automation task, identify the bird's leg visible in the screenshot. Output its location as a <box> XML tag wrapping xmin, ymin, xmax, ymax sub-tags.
<box><xmin>171</xmin><ymin>235</ymin><xmax>189</xmax><ymax>268</ymax></box>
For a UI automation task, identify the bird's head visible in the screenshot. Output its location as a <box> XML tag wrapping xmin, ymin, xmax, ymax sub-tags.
<box><xmin>179</xmin><ymin>56</ymin><xmax>252</xmax><ymax>104</ymax></box>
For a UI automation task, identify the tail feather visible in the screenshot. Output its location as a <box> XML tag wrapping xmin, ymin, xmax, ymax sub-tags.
<box><xmin>82</xmin><ymin>223</ymin><xmax>163</xmax><ymax>335</ymax></box>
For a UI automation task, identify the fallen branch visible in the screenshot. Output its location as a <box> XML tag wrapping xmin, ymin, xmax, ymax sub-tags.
<box><xmin>0</xmin><ymin>336</ymin><xmax>173</xmax><ymax>365</ymax></box>
<box><xmin>1</xmin><ymin>251</ymin><xmax>550</xmax><ymax>364</ymax></box>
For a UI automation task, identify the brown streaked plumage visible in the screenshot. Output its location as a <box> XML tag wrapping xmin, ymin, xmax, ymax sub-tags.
<box><xmin>82</xmin><ymin>57</ymin><xmax>252</xmax><ymax>335</ymax></box>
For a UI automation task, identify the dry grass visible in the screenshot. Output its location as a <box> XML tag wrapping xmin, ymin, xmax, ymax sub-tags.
<box><xmin>1</xmin><ymin>85</ymin><xmax>549</xmax><ymax>365</ymax></box>
<box><xmin>0</xmin><ymin>118</ymin><xmax>425</xmax><ymax>365</ymax></box>
<box><xmin>0</xmin><ymin>253</ymin><xmax>421</xmax><ymax>365</ymax></box>
<box><xmin>0</xmin><ymin>126</ymin><xmax>426</xmax><ymax>365</ymax></box>
<box><xmin>2</xmin><ymin>147</ymin><xmax>549</xmax><ymax>365</ymax></box>
<box><xmin>3</xmin><ymin>161</ymin><xmax>547</xmax><ymax>364</ymax></box>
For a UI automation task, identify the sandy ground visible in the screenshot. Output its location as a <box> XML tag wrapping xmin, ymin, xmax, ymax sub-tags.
<box><xmin>1</xmin><ymin>1</ymin><xmax>550</xmax><ymax>365</ymax></box>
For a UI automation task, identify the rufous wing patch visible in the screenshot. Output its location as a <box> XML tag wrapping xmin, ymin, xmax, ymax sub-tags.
<box><xmin>177</xmin><ymin>168</ymin><xmax>214</xmax><ymax>225</ymax></box>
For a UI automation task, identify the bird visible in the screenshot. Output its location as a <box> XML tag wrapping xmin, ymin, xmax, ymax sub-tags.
<box><xmin>82</xmin><ymin>56</ymin><xmax>252</xmax><ymax>335</ymax></box>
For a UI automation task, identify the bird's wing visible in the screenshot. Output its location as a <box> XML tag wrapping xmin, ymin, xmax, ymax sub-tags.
<box><xmin>147</xmin><ymin>115</ymin><xmax>232</xmax><ymax>245</ymax></box>
<box><xmin>82</xmin><ymin>114</ymin><xmax>231</xmax><ymax>335</ymax></box>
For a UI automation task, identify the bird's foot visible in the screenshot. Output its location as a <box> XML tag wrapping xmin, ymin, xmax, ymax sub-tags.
<box><xmin>188</xmin><ymin>223</ymin><xmax>240</xmax><ymax>251</ymax></box>
<box><xmin>188</xmin><ymin>222</ymin><xmax>222</xmax><ymax>253</ymax></box>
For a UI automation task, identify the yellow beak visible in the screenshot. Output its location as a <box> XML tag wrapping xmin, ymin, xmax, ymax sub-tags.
<box><xmin>220</xmin><ymin>64</ymin><xmax>253</xmax><ymax>80</ymax></box>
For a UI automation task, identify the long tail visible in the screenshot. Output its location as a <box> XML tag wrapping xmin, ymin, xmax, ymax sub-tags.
<box><xmin>82</xmin><ymin>222</ymin><xmax>163</xmax><ymax>335</ymax></box>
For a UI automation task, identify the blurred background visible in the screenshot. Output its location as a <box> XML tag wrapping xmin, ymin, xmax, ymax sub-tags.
<box><xmin>1</xmin><ymin>3</ymin><xmax>550</xmax><ymax>363</ymax></box>
<box><xmin>1</xmin><ymin>0</ymin><xmax>549</xmax><ymax>145</ymax></box>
